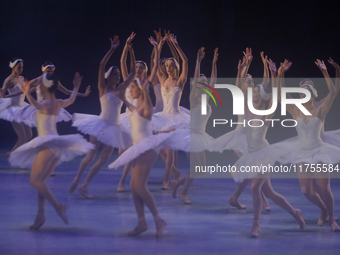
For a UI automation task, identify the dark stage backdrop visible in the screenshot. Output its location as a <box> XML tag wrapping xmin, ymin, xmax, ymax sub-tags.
<box><xmin>1</xmin><ymin>0</ymin><xmax>340</xmax><ymax>142</ymax></box>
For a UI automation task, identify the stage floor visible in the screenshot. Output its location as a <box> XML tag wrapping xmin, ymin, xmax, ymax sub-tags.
<box><xmin>0</xmin><ymin>146</ymin><xmax>339</xmax><ymax>255</ymax></box>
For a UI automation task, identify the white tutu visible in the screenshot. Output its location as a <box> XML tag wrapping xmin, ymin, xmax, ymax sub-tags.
<box><xmin>151</xmin><ymin>111</ymin><xmax>190</xmax><ymax>131</ymax></box>
<box><xmin>108</xmin><ymin>132</ymin><xmax>174</xmax><ymax>169</ymax></box>
<box><xmin>165</xmin><ymin>129</ymin><xmax>214</xmax><ymax>152</ymax></box>
<box><xmin>323</xmin><ymin>129</ymin><xmax>340</xmax><ymax>147</ymax></box>
<box><xmin>9</xmin><ymin>134</ymin><xmax>94</xmax><ymax>167</ymax></box>
<box><xmin>119</xmin><ymin>112</ymin><xmax>131</xmax><ymax>129</ymax></box>
<box><xmin>232</xmin><ymin>143</ymin><xmax>281</xmax><ymax>182</ymax></box>
<box><xmin>207</xmin><ymin>130</ymin><xmax>248</xmax><ymax>154</ymax></box>
<box><xmin>20</xmin><ymin>105</ymin><xmax>72</xmax><ymax>127</ymax></box>
<box><xmin>180</xmin><ymin>106</ymin><xmax>190</xmax><ymax>115</ymax></box>
<box><xmin>72</xmin><ymin>113</ymin><xmax>132</xmax><ymax>149</ymax></box>
<box><xmin>273</xmin><ymin>139</ymin><xmax>340</xmax><ymax>165</ymax></box>
<box><xmin>0</xmin><ymin>99</ymin><xmax>32</xmax><ymax>123</ymax></box>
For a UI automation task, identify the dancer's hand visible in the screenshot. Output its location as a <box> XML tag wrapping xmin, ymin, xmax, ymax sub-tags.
<box><xmin>125</xmin><ymin>32</ymin><xmax>135</xmax><ymax>48</ymax></box>
<box><xmin>110</xmin><ymin>35</ymin><xmax>120</xmax><ymax>50</ymax></box>
<box><xmin>153</xmin><ymin>28</ymin><xmax>162</xmax><ymax>44</ymax></box>
<box><xmin>278</xmin><ymin>59</ymin><xmax>292</xmax><ymax>74</ymax></box>
<box><xmin>213</xmin><ymin>48</ymin><xmax>219</xmax><ymax>63</ymax></box>
<box><xmin>169</xmin><ymin>34</ymin><xmax>178</xmax><ymax>46</ymax></box>
<box><xmin>21</xmin><ymin>80</ymin><xmax>31</xmax><ymax>95</ymax></box>
<box><xmin>260</xmin><ymin>51</ymin><xmax>268</xmax><ymax>66</ymax></box>
<box><xmin>238</xmin><ymin>56</ymin><xmax>248</xmax><ymax>71</ymax></box>
<box><xmin>243</xmin><ymin>47</ymin><xmax>253</xmax><ymax>64</ymax></box>
<box><xmin>328</xmin><ymin>57</ymin><xmax>339</xmax><ymax>70</ymax></box>
<box><xmin>149</xmin><ymin>36</ymin><xmax>158</xmax><ymax>47</ymax></box>
<box><xmin>197</xmin><ymin>47</ymin><xmax>205</xmax><ymax>62</ymax></box>
<box><xmin>83</xmin><ymin>85</ymin><xmax>91</xmax><ymax>96</ymax></box>
<box><xmin>161</xmin><ymin>33</ymin><xmax>170</xmax><ymax>44</ymax></box>
<box><xmin>73</xmin><ymin>72</ymin><xmax>83</xmax><ymax>89</ymax></box>
<box><xmin>267</xmin><ymin>58</ymin><xmax>277</xmax><ymax>72</ymax></box>
<box><xmin>315</xmin><ymin>59</ymin><xmax>327</xmax><ymax>73</ymax></box>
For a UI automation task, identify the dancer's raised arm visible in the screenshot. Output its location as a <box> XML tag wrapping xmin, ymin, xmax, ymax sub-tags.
<box><xmin>169</xmin><ymin>34</ymin><xmax>188</xmax><ymax>90</ymax></box>
<box><xmin>327</xmin><ymin>57</ymin><xmax>340</xmax><ymax>95</ymax></box>
<box><xmin>120</xmin><ymin>32</ymin><xmax>136</xmax><ymax>81</ymax></box>
<box><xmin>148</xmin><ymin>36</ymin><xmax>159</xmax><ymax>83</ymax></box>
<box><xmin>315</xmin><ymin>59</ymin><xmax>336</xmax><ymax>119</ymax></box>
<box><xmin>190</xmin><ymin>47</ymin><xmax>205</xmax><ymax>103</ymax></box>
<box><xmin>98</xmin><ymin>36</ymin><xmax>120</xmax><ymax>93</ymax></box>
<box><xmin>210</xmin><ymin>48</ymin><xmax>219</xmax><ymax>88</ymax></box>
<box><xmin>117</xmin><ymin>45</ymin><xmax>136</xmax><ymax>96</ymax></box>
<box><xmin>260</xmin><ymin>51</ymin><xmax>270</xmax><ymax>88</ymax></box>
<box><xmin>59</xmin><ymin>72</ymin><xmax>82</xmax><ymax>108</ymax></box>
<box><xmin>156</xmin><ymin>33</ymin><xmax>170</xmax><ymax>84</ymax></box>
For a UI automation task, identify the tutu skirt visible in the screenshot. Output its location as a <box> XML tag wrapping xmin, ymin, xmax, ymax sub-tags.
<box><xmin>9</xmin><ymin>134</ymin><xmax>94</xmax><ymax>167</ymax></box>
<box><xmin>207</xmin><ymin>130</ymin><xmax>248</xmax><ymax>154</ymax></box>
<box><xmin>72</xmin><ymin>113</ymin><xmax>132</xmax><ymax>149</ymax></box>
<box><xmin>164</xmin><ymin>129</ymin><xmax>214</xmax><ymax>152</ymax></box>
<box><xmin>0</xmin><ymin>99</ymin><xmax>32</xmax><ymax>124</ymax></box>
<box><xmin>151</xmin><ymin>111</ymin><xmax>190</xmax><ymax>131</ymax></box>
<box><xmin>108</xmin><ymin>132</ymin><xmax>174</xmax><ymax>169</ymax></box>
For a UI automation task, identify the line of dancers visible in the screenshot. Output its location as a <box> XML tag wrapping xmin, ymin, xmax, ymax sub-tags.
<box><xmin>1</xmin><ymin>30</ymin><xmax>340</xmax><ymax>237</ymax></box>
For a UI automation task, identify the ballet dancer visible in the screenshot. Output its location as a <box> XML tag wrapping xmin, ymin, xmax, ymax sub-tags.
<box><xmin>151</xmin><ymin>33</ymin><xmax>189</xmax><ymax>189</ymax></box>
<box><xmin>272</xmin><ymin>58</ymin><xmax>340</xmax><ymax>232</ymax></box>
<box><xmin>108</xmin><ymin>50</ymin><xmax>171</xmax><ymax>236</ymax></box>
<box><xmin>0</xmin><ymin>58</ymin><xmax>32</xmax><ymax>156</ymax></box>
<box><xmin>68</xmin><ymin>36</ymin><xmax>134</xmax><ymax>198</ymax></box>
<box><xmin>9</xmin><ymin>72</ymin><xmax>93</xmax><ymax>229</ymax></box>
<box><xmin>222</xmin><ymin>50</ymin><xmax>305</xmax><ymax>238</ymax></box>
<box><xmin>169</xmin><ymin>47</ymin><xmax>218</xmax><ymax>204</ymax></box>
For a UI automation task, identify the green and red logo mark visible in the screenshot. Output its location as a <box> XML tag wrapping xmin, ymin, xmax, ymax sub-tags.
<box><xmin>197</xmin><ymin>82</ymin><xmax>223</xmax><ymax>106</ymax></box>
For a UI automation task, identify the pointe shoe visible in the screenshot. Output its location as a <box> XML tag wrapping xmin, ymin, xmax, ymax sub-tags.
<box><xmin>262</xmin><ymin>204</ymin><xmax>271</xmax><ymax>213</ymax></box>
<box><xmin>155</xmin><ymin>218</ymin><xmax>167</xmax><ymax>237</ymax></box>
<box><xmin>58</xmin><ymin>203</ymin><xmax>69</xmax><ymax>225</ymax></box>
<box><xmin>330</xmin><ymin>221</ymin><xmax>340</xmax><ymax>232</ymax></box>
<box><xmin>228</xmin><ymin>198</ymin><xmax>246</xmax><ymax>209</ymax></box>
<box><xmin>117</xmin><ymin>183</ymin><xmax>125</xmax><ymax>192</ymax></box>
<box><xmin>251</xmin><ymin>225</ymin><xmax>260</xmax><ymax>238</ymax></box>
<box><xmin>161</xmin><ymin>181</ymin><xmax>169</xmax><ymax>190</ymax></box>
<box><xmin>180</xmin><ymin>193</ymin><xmax>191</xmax><ymax>205</ymax></box>
<box><xmin>68</xmin><ymin>178</ymin><xmax>79</xmax><ymax>193</ymax></box>
<box><xmin>293</xmin><ymin>209</ymin><xmax>305</xmax><ymax>230</ymax></box>
<box><xmin>78</xmin><ymin>185</ymin><xmax>93</xmax><ymax>199</ymax></box>
<box><xmin>128</xmin><ymin>224</ymin><xmax>148</xmax><ymax>236</ymax></box>
<box><xmin>29</xmin><ymin>215</ymin><xmax>46</xmax><ymax>230</ymax></box>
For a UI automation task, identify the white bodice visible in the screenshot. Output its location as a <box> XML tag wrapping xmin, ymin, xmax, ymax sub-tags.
<box><xmin>129</xmin><ymin>111</ymin><xmax>152</xmax><ymax>144</ymax></box>
<box><xmin>296</xmin><ymin>117</ymin><xmax>323</xmax><ymax>150</ymax></box>
<box><xmin>190</xmin><ymin>103</ymin><xmax>211</xmax><ymax>133</ymax></box>
<box><xmin>8</xmin><ymin>82</ymin><xmax>25</xmax><ymax>107</ymax></box>
<box><xmin>36</xmin><ymin>112</ymin><xmax>58</xmax><ymax>136</ymax></box>
<box><xmin>244</xmin><ymin>121</ymin><xmax>269</xmax><ymax>152</ymax></box>
<box><xmin>154</xmin><ymin>84</ymin><xmax>163</xmax><ymax>111</ymax></box>
<box><xmin>161</xmin><ymin>86</ymin><xmax>182</xmax><ymax>115</ymax></box>
<box><xmin>125</xmin><ymin>87</ymin><xmax>138</xmax><ymax>114</ymax></box>
<box><xmin>99</xmin><ymin>93</ymin><xmax>123</xmax><ymax>125</ymax></box>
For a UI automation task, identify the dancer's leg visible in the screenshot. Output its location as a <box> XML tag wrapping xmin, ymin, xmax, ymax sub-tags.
<box><xmin>78</xmin><ymin>144</ymin><xmax>114</xmax><ymax>198</ymax></box>
<box><xmin>8</xmin><ymin>122</ymin><xmax>27</xmax><ymax>155</ymax></box>
<box><xmin>69</xmin><ymin>136</ymin><xmax>99</xmax><ymax>192</ymax></box>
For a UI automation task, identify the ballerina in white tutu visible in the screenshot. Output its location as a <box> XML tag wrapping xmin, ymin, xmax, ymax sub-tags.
<box><xmin>169</xmin><ymin>47</ymin><xmax>218</xmax><ymax>204</ymax></box>
<box><xmin>117</xmin><ymin>33</ymin><xmax>161</xmax><ymax>192</ymax></box>
<box><xmin>151</xmin><ymin>33</ymin><xmax>189</xmax><ymax>189</ymax></box>
<box><xmin>207</xmin><ymin>49</ymin><xmax>271</xmax><ymax>211</ymax></box>
<box><xmin>108</xmin><ymin>70</ymin><xmax>170</xmax><ymax>238</ymax></box>
<box><xmin>272</xmin><ymin>58</ymin><xmax>340</xmax><ymax>232</ymax></box>
<box><xmin>9</xmin><ymin>72</ymin><xmax>94</xmax><ymax>229</ymax></box>
<box><xmin>224</xmin><ymin>51</ymin><xmax>305</xmax><ymax>238</ymax></box>
<box><xmin>0</xmin><ymin>58</ymin><xmax>33</xmax><ymax>156</ymax></box>
<box><xmin>68</xmin><ymin>36</ymin><xmax>135</xmax><ymax>198</ymax></box>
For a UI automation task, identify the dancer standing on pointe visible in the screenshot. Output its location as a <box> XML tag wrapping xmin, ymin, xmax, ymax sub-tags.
<box><xmin>108</xmin><ymin>39</ymin><xmax>169</xmax><ymax>237</ymax></box>
<box><xmin>151</xmin><ymin>33</ymin><xmax>189</xmax><ymax>189</ymax></box>
<box><xmin>117</xmin><ymin>32</ymin><xmax>160</xmax><ymax>192</ymax></box>
<box><xmin>69</xmin><ymin>36</ymin><xmax>134</xmax><ymax>198</ymax></box>
<box><xmin>226</xmin><ymin>50</ymin><xmax>305</xmax><ymax>238</ymax></box>
<box><xmin>207</xmin><ymin>50</ymin><xmax>271</xmax><ymax>211</ymax></box>
<box><xmin>169</xmin><ymin>47</ymin><xmax>218</xmax><ymax>204</ymax></box>
<box><xmin>272</xmin><ymin>58</ymin><xmax>340</xmax><ymax>232</ymax></box>
<box><xmin>0</xmin><ymin>58</ymin><xmax>32</xmax><ymax>156</ymax></box>
<box><xmin>9</xmin><ymin>72</ymin><xmax>94</xmax><ymax>229</ymax></box>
